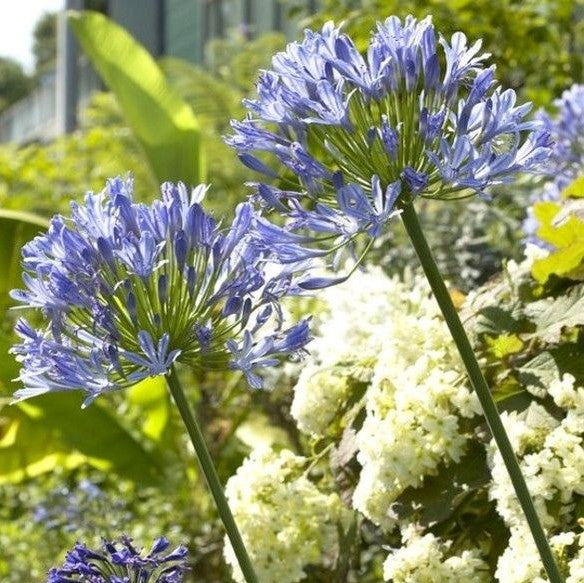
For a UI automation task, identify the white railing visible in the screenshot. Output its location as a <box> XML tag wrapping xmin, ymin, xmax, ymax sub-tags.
<box><xmin>0</xmin><ymin>61</ymin><xmax>101</xmax><ymax>145</ymax></box>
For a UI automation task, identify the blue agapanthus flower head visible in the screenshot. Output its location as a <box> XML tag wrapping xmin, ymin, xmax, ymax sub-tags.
<box><xmin>537</xmin><ymin>83</ymin><xmax>584</xmax><ymax>182</ymax></box>
<box><xmin>226</xmin><ymin>15</ymin><xmax>552</xmax><ymax>263</ymax></box>
<box><xmin>522</xmin><ymin>84</ymin><xmax>584</xmax><ymax>246</ymax></box>
<box><xmin>10</xmin><ymin>178</ymin><xmax>311</xmax><ymax>405</ymax></box>
<box><xmin>47</xmin><ymin>535</ymin><xmax>188</xmax><ymax>582</ymax></box>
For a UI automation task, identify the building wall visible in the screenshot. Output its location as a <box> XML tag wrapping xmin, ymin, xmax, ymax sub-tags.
<box><xmin>164</xmin><ymin>0</ymin><xmax>204</xmax><ymax>62</ymax></box>
<box><xmin>164</xmin><ymin>0</ymin><xmax>313</xmax><ymax>64</ymax></box>
<box><xmin>109</xmin><ymin>0</ymin><xmax>164</xmax><ymax>56</ymax></box>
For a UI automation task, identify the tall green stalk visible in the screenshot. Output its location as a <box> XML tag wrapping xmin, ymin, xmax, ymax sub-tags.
<box><xmin>400</xmin><ymin>203</ymin><xmax>563</xmax><ymax>583</ymax></box>
<box><xmin>166</xmin><ymin>366</ymin><xmax>259</xmax><ymax>583</ymax></box>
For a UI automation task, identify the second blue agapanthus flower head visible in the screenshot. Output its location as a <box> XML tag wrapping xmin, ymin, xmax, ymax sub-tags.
<box><xmin>11</xmin><ymin>178</ymin><xmax>311</xmax><ymax>405</ymax></box>
<box><xmin>47</xmin><ymin>535</ymin><xmax>188</xmax><ymax>582</ymax></box>
<box><xmin>227</xmin><ymin>15</ymin><xmax>552</xmax><ymax>248</ymax></box>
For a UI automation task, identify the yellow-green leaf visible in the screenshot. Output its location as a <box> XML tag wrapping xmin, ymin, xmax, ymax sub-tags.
<box><xmin>531</xmin><ymin>201</ymin><xmax>584</xmax><ymax>283</ymax></box>
<box><xmin>561</xmin><ymin>175</ymin><xmax>584</xmax><ymax>199</ymax></box>
<box><xmin>0</xmin><ymin>393</ymin><xmax>163</xmax><ymax>484</ymax></box>
<box><xmin>485</xmin><ymin>334</ymin><xmax>524</xmax><ymax>358</ymax></box>
<box><xmin>0</xmin><ymin>209</ymin><xmax>48</xmax><ymax>311</ymax></box>
<box><xmin>128</xmin><ymin>377</ymin><xmax>170</xmax><ymax>442</ymax></box>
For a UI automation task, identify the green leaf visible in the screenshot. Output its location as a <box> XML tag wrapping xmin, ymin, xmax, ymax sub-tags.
<box><xmin>128</xmin><ymin>376</ymin><xmax>170</xmax><ymax>442</ymax></box>
<box><xmin>484</xmin><ymin>333</ymin><xmax>524</xmax><ymax>358</ymax></box>
<box><xmin>492</xmin><ymin>378</ymin><xmax>532</xmax><ymax>413</ymax></box>
<box><xmin>533</xmin><ymin>201</ymin><xmax>581</xmax><ymax>248</ymax></box>
<box><xmin>0</xmin><ymin>210</ymin><xmax>49</xmax><ymax>391</ymax></box>
<box><xmin>69</xmin><ymin>11</ymin><xmax>204</xmax><ymax>185</ymax></box>
<box><xmin>160</xmin><ymin>58</ymin><xmax>243</xmax><ymax>126</ymax></box>
<box><xmin>532</xmin><ymin>242</ymin><xmax>584</xmax><ymax>284</ymax></box>
<box><xmin>524</xmin><ymin>284</ymin><xmax>584</xmax><ymax>343</ymax></box>
<box><xmin>0</xmin><ymin>332</ymin><xmax>20</xmax><ymax>393</ymax></box>
<box><xmin>0</xmin><ymin>392</ymin><xmax>163</xmax><ymax>484</ymax></box>
<box><xmin>0</xmin><ymin>406</ymin><xmax>87</xmax><ymax>483</ymax></box>
<box><xmin>392</xmin><ymin>440</ymin><xmax>489</xmax><ymax>527</ymax></box>
<box><xmin>516</xmin><ymin>352</ymin><xmax>560</xmax><ymax>397</ymax></box>
<box><xmin>550</xmin><ymin>337</ymin><xmax>584</xmax><ymax>386</ymax></box>
<box><xmin>0</xmin><ymin>209</ymin><xmax>48</xmax><ymax>311</ymax></box>
<box><xmin>474</xmin><ymin>306</ymin><xmax>523</xmax><ymax>336</ymax></box>
<box><xmin>514</xmin><ymin>341</ymin><xmax>584</xmax><ymax>398</ymax></box>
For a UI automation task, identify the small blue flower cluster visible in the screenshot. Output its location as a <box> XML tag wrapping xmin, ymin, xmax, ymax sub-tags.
<box><xmin>47</xmin><ymin>536</ymin><xmax>188</xmax><ymax>582</ymax></box>
<box><xmin>226</xmin><ymin>16</ymin><xmax>551</xmax><ymax>256</ymax></box>
<box><xmin>523</xmin><ymin>84</ymin><xmax>584</xmax><ymax>246</ymax></box>
<box><xmin>33</xmin><ymin>479</ymin><xmax>127</xmax><ymax>533</ymax></box>
<box><xmin>11</xmin><ymin>178</ymin><xmax>311</xmax><ymax>404</ymax></box>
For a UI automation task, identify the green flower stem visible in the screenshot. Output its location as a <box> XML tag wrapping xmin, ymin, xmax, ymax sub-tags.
<box><xmin>400</xmin><ymin>202</ymin><xmax>563</xmax><ymax>583</ymax></box>
<box><xmin>166</xmin><ymin>366</ymin><xmax>259</xmax><ymax>583</ymax></box>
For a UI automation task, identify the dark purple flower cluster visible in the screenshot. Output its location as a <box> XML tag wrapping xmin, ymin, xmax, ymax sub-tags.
<box><xmin>47</xmin><ymin>536</ymin><xmax>188</xmax><ymax>582</ymax></box>
<box><xmin>11</xmin><ymin>178</ymin><xmax>311</xmax><ymax>403</ymax></box>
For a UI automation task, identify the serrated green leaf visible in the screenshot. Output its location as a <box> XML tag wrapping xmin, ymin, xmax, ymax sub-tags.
<box><xmin>69</xmin><ymin>11</ymin><xmax>204</xmax><ymax>185</ymax></box>
<box><xmin>532</xmin><ymin>242</ymin><xmax>584</xmax><ymax>283</ymax></box>
<box><xmin>392</xmin><ymin>440</ymin><xmax>489</xmax><ymax>527</ymax></box>
<box><xmin>550</xmin><ymin>338</ymin><xmax>584</xmax><ymax>386</ymax></box>
<box><xmin>493</xmin><ymin>378</ymin><xmax>532</xmax><ymax>413</ymax></box>
<box><xmin>474</xmin><ymin>306</ymin><xmax>523</xmax><ymax>336</ymax></box>
<box><xmin>524</xmin><ymin>284</ymin><xmax>584</xmax><ymax>343</ymax></box>
<box><xmin>516</xmin><ymin>351</ymin><xmax>560</xmax><ymax>396</ymax></box>
<box><xmin>534</xmin><ymin>202</ymin><xmax>572</xmax><ymax>247</ymax></box>
<box><xmin>531</xmin><ymin>201</ymin><xmax>584</xmax><ymax>283</ymax></box>
<box><xmin>485</xmin><ymin>333</ymin><xmax>524</xmax><ymax>358</ymax></box>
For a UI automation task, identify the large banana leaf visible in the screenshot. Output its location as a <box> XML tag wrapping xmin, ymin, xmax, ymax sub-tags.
<box><xmin>69</xmin><ymin>10</ymin><xmax>205</xmax><ymax>185</ymax></box>
<box><xmin>0</xmin><ymin>210</ymin><xmax>49</xmax><ymax>391</ymax></box>
<box><xmin>0</xmin><ymin>209</ymin><xmax>48</xmax><ymax>312</ymax></box>
<box><xmin>0</xmin><ymin>393</ymin><xmax>163</xmax><ymax>484</ymax></box>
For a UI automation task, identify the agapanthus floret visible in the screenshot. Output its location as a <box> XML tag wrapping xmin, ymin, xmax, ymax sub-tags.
<box><xmin>47</xmin><ymin>535</ymin><xmax>188</xmax><ymax>582</ymax></box>
<box><xmin>11</xmin><ymin>178</ymin><xmax>311</xmax><ymax>405</ymax></box>
<box><xmin>226</xmin><ymin>15</ymin><xmax>551</xmax><ymax>247</ymax></box>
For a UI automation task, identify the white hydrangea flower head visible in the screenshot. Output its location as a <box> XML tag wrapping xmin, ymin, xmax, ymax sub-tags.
<box><xmin>224</xmin><ymin>449</ymin><xmax>351</xmax><ymax>583</ymax></box>
<box><xmin>291</xmin><ymin>268</ymin><xmax>482</xmax><ymax>527</ymax></box>
<box><xmin>348</xmin><ymin>273</ymin><xmax>480</xmax><ymax>527</ymax></box>
<box><xmin>291</xmin><ymin>267</ymin><xmax>414</xmax><ymax>437</ymax></box>
<box><xmin>489</xmin><ymin>375</ymin><xmax>584</xmax><ymax>530</ymax></box>
<box><xmin>291</xmin><ymin>365</ymin><xmax>352</xmax><ymax>437</ymax></box>
<box><xmin>383</xmin><ymin>524</ymin><xmax>489</xmax><ymax>582</ymax></box>
<box><xmin>310</xmin><ymin>267</ymin><xmax>407</xmax><ymax>366</ymax></box>
<box><xmin>496</xmin><ymin>526</ymin><xmax>584</xmax><ymax>583</ymax></box>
